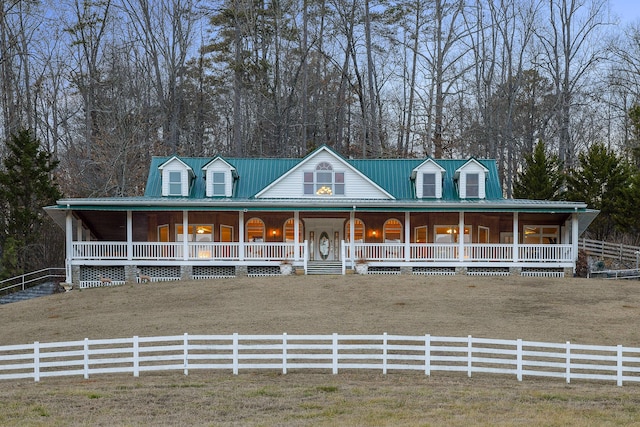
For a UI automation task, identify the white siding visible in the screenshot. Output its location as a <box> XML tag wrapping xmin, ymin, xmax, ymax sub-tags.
<box><xmin>161</xmin><ymin>160</ymin><xmax>191</xmax><ymax>197</ymax></box>
<box><xmin>414</xmin><ymin>161</ymin><xmax>444</xmax><ymax>199</ymax></box>
<box><xmin>458</xmin><ymin>162</ymin><xmax>486</xmax><ymax>199</ymax></box>
<box><xmin>204</xmin><ymin>159</ymin><xmax>233</xmax><ymax>197</ymax></box>
<box><xmin>258</xmin><ymin>150</ymin><xmax>391</xmax><ymax>199</ymax></box>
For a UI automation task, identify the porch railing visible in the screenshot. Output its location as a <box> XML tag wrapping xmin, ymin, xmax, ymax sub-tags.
<box><xmin>518</xmin><ymin>244</ymin><xmax>572</xmax><ymax>262</ymax></box>
<box><xmin>72</xmin><ymin>242</ymin><xmax>303</xmax><ymax>261</ymax></box>
<box><xmin>189</xmin><ymin>243</ymin><xmax>240</xmax><ymax>259</ymax></box>
<box><xmin>347</xmin><ymin>242</ymin><xmax>406</xmax><ymax>261</ymax></box>
<box><xmin>345</xmin><ymin>242</ymin><xmax>573</xmax><ymax>263</ymax></box>
<box><xmin>71</xmin><ymin>241</ymin><xmax>573</xmax><ymax>264</ymax></box>
<box><xmin>74</xmin><ymin>242</ymin><xmax>128</xmax><ymax>259</ymax></box>
<box><xmin>133</xmin><ymin>242</ymin><xmax>183</xmax><ymax>259</ymax></box>
<box><xmin>244</xmin><ymin>242</ymin><xmax>297</xmax><ymax>260</ymax></box>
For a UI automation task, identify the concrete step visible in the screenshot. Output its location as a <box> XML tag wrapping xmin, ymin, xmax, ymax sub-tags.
<box><xmin>0</xmin><ymin>282</ymin><xmax>60</xmax><ymax>304</ymax></box>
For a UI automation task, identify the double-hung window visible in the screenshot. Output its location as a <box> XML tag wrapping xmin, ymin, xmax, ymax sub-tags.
<box><xmin>168</xmin><ymin>171</ymin><xmax>182</xmax><ymax>196</ymax></box>
<box><xmin>304</xmin><ymin>162</ymin><xmax>345</xmax><ymax>196</ymax></box>
<box><xmin>422</xmin><ymin>173</ymin><xmax>436</xmax><ymax>197</ymax></box>
<box><xmin>466</xmin><ymin>173</ymin><xmax>479</xmax><ymax>198</ymax></box>
<box><xmin>212</xmin><ymin>172</ymin><xmax>226</xmax><ymax>196</ymax></box>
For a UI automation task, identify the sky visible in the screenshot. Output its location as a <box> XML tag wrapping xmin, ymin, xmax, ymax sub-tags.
<box><xmin>611</xmin><ymin>0</ymin><xmax>640</xmax><ymax>25</ymax></box>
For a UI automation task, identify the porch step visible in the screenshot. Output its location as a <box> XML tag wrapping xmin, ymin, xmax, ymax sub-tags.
<box><xmin>306</xmin><ymin>261</ymin><xmax>343</xmax><ymax>275</ymax></box>
<box><xmin>0</xmin><ymin>282</ymin><xmax>60</xmax><ymax>305</ymax></box>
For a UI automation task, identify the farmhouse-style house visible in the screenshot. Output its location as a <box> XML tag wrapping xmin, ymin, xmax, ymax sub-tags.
<box><xmin>46</xmin><ymin>145</ymin><xmax>597</xmax><ymax>287</ymax></box>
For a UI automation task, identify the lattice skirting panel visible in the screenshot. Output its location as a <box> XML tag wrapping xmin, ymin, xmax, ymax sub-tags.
<box><xmin>137</xmin><ymin>266</ymin><xmax>181</xmax><ymax>283</ymax></box>
<box><xmin>467</xmin><ymin>267</ymin><xmax>511</xmax><ymax>276</ymax></box>
<box><xmin>247</xmin><ymin>266</ymin><xmax>281</xmax><ymax>277</ymax></box>
<box><xmin>413</xmin><ymin>267</ymin><xmax>456</xmax><ymax>276</ymax></box>
<box><xmin>80</xmin><ymin>266</ymin><xmax>126</xmax><ymax>288</ymax></box>
<box><xmin>368</xmin><ymin>267</ymin><xmax>401</xmax><ymax>275</ymax></box>
<box><xmin>521</xmin><ymin>268</ymin><xmax>565</xmax><ymax>278</ymax></box>
<box><xmin>193</xmin><ymin>266</ymin><xmax>236</xmax><ymax>279</ymax></box>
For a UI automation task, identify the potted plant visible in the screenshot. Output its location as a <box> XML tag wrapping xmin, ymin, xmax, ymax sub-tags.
<box><xmin>354</xmin><ymin>258</ymin><xmax>369</xmax><ymax>275</ymax></box>
<box><xmin>279</xmin><ymin>259</ymin><xmax>293</xmax><ymax>275</ymax></box>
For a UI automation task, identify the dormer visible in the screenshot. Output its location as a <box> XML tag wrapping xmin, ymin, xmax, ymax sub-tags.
<box><xmin>202</xmin><ymin>157</ymin><xmax>236</xmax><ymax>197</ymax></box>
<box><xmin>158</xmin><ymin>156</ymin><xmax>194</xmax><ymax>197</ymax></box>
<box><xmin>411</xmin><ymin>158</ymin><xmax>446</xmax><ymax>199</ymax></box>
<box><xmin>454</xmin><ymin>159</ymin><xmax>489</xmax><ymax>199</ymax></box>
<box><xmin>255</xmin><ymin>145</ymin><xmax>394</xmax><ymax>200</ymax></box>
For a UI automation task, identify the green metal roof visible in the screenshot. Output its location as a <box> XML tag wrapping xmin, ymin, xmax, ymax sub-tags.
<box><xmin>144</xmin><ymin>155</ymin><xmax>503</xmax><ymax>201</ymax></box>
<box><xmin>348</xmin><ymin>158</ymin><xmax>502</xmax><ymax>200</ymax></box>
<box><xmin>145</xmin><ymin>157</ymin><xmax>301</xmax><ymax>199</ymax></box>
<box><xmin>49</xmin><ymin>146</ymin><xmax>591</xmax><ymax>217</ymax></box>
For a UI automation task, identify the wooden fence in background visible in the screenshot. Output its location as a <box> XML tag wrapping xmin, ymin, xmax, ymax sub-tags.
<box><xmin>580</xmin><ymin>239</ymin><xmax>640</xmax><ymax>264</ymax></box>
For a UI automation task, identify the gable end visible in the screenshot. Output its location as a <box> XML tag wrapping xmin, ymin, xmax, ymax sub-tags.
<box><xmin>455</xmin><ymin>159</ymin><xmax>488</xmax><ymax>199</ymax></box>
<box><xmin>203</xmin><ymin>157</ymin><xmax>236</xmax><ymax>197</ymax></box>
<box><xmin>158</xmin><ymin>157</ymin><xmax>194</xmax><ymax>197</ymax></box>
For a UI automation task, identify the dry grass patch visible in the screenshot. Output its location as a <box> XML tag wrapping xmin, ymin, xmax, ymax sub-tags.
<box><xmin>2</xmin><ymin>275</ymin><xmax>640</xmax><ymax>425</ymax></box>
<box><xmin>3</xmin><ymin>372</ymin><xmax>640</xmax><ymax>426</ymax></box>
<box><xmin>2</xmin><ymin>274</ymin><xmax>640</xmax><ymax>345</ymax></box>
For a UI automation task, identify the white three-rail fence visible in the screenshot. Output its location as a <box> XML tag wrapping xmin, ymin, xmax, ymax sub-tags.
<box><xmin>1</xmin><ymin>333</ymin><xmax>640</xmax><ymax>386</ymax></box>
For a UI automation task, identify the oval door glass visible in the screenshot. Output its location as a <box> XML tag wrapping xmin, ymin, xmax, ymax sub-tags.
<box><xmin>319</xmin><ymin>231</ymin><xmax>330</xmax><ymax>260</ymax></box>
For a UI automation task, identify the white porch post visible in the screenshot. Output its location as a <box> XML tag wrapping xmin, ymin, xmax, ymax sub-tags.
<box><xmin>404</xmin><ymin>211</ymin><xmax>411</xmax><ymax>262</ymax></box>
<box><xmin>294</xmin><ymin>210</ymin><xmax>300</xmax><ymax>260</ymax></box>
<box><xmin>127</xmin><ymin>210</ymin><xmax>133</xmax><ymax>261</ymax></box>
<box><xmin>513</xmin><ymin>212</ymin><xmax>519</xmax><ymax>263</ymax></box>
<box><xmin>182</xmin><ymin>210</ymin><xmax>189</xmax><ymax>260</ymax></box>
<box><xmin>458</xmin><ymin>211</ymin><xmax>465</xmax><ymax>262</ymax></box>
<box><xmin>239</xmin><ymin>210</ymin><xmax>245</xmax><ymax>260</ymax></box>
<box><xmin>350</xmin><ymin>208</ymin><xmax>355</xmax><ymax>263</ymax></box>
<box><xmin>65</xmin><ymin>210</ymin><xmax>73</xmax><ymax>283</ymax></box>
<box><xmin>572</xmin><ymin>212</ymin><xmax>579</xmax><ymax>263</ymax></box>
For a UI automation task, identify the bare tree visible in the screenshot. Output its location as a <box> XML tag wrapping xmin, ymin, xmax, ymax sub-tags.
<box><xmin>424</xmin><ymin>0</ymin><xmax>468</xmax><ymax>157</ymax></box>
<box><xmin>0</xmin><ymin>0</ymin><xmax>44</xmax><ymax>139</ymax></box>
<box><xmin>120</xmin><ymin>0</ymin><xmax>200</xmax><ymax>153</ymax></box>
<box><xmin>535</xmin><ymin>0</ymin><xmax>610</xmax><ymax>170</ymax></box>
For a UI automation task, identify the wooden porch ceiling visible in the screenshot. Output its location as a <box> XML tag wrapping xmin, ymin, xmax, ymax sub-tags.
<box><xmin>76</xmin><ymin>211</ymin><xmax>127</xmax><ymax>241</ymax></box>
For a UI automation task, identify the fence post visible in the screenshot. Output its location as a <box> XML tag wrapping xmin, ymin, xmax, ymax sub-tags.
<box><xmin>184</xmin><ymin>333</ymin><xmax>189</xmax><ymax>376</ymax></box>
<box><xmin>133</xmin><ymin>336</ymin><xmax>139</xmax><ymax>377</ymax></box>
<box><xmin>84</xmin><ymin>338</ymin><xmax>90</xmax><ymax>379</ymax></box>
<box><xmin>33</xmin><ymin>341</ymin><xmax>40</xmax><ymax>382</ymax></box>
<box><xmin>382</xmin><ymin>333</ymin><xmax>388</xmax><ymax>375</ymax></box>
<box><xmin>516</xmin><ymin>339</ymin><xmax>523</xmax><ymax>382</ymax></box>
<box><xmin>332</xmin><ymin>333</ymin><xmax>338</xmax><ymax>374</ymax></box>
<box><xmin>566</xmin><ymin>341</ymin><xmax>571</xmax><ymax>384</ymax></box>
<box><xmin>619</xmin><ymin>243</ymin><xmax>623</xmax><ymax>261</ymax></box>
<box><xmin>425</xmin><ymin>334</ymin><xmax>431</xmax><ymax>376</ymax></box>
<box><xmin>617</xmin><ymin>344</ymin><xmax>623</xmax><ymax>387</ymax></box>
<box><xmin>468</xmin><ymin>335</ymin><xmax>473</xmax><ymax>378</ymax></box>
<box><xmin>282</xmin><ymin>333</ymin><xmax>287</xmax><ymax>375</ymax></box>
<box><xmin>233</xmin><ymin>333</ymin><xmax>239</xmax><ymax>375</ymax></box>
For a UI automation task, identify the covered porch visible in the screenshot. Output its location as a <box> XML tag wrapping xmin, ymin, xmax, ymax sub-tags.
<box><xmin>54</xmin><ymin>206</ymin><xmax>585</xmax><ymax>285</ymax></box>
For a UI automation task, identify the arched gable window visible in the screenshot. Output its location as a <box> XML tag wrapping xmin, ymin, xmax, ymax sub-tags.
<box><xmin>303</xmin><ymin>162</ymin><xmax>345</xmax><ymax>196</ymax></box>
<box><xmin>283</xmin><ymin>218</ymin><xmax>303</xmax><ymax>242</ymax></box>
<box><xmin>345</xmin><ymin>219</ymin><xmax>365</xmax><ymax>242</ymax></box>
<box><xmin>383</xmin><ymin>219</ymin><xmax>402</xmax><ymax>242</ymax></box>
<box><xmin>246</xmin><ymin>218</ymin><xmax>265</xmax><ymax>242</ymax></box>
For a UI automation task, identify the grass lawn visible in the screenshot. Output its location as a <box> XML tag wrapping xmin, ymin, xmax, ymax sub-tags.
<box><xmin>2</xmin><ymin>274</ymin><xmax>640</xmax><ymax>426</ymax></box>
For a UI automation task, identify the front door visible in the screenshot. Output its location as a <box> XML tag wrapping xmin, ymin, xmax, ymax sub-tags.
<box><xmin>305</xmin><ymin>218</ymin><xmax>344</xmax><ymax>261</ymax></box>
<box><xmin>318</xmin><ymin>231</ymin><xmax>331</xmax><ymax>260</ymax></box>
